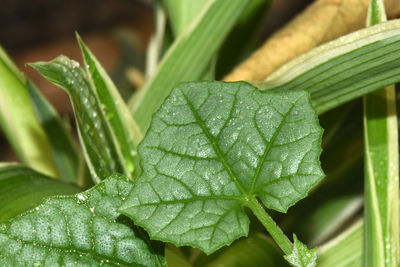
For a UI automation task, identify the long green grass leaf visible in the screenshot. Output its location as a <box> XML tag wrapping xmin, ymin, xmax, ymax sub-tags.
<box><xmin>163</xmin><ymin>0</ymin><xmax>208</xmax><ymax>37</ymax></box>
<box><xmin>27</xmin><ymin>81</ymin><xmax>83</xmax><ymax>185</ymax></box>
<box><xmin>318</xmin><ymin>220</ymin><xmax>363</xmax><ymax>267</ymax></box>
<box><xmin>130</xmin><ymin>0</ymin><xmax>249</xmax><ymax>132</ymax></box>
<box><xmin>0</xmin><ymin>47</ymin><xmax>58</xmax><ymax>177</ymax></box>
<box><xmin>253</xmin><ymin>20</ymin><xmax>400</xmax><ymax>115</ymax></box>
<box><xmin>77</xmin><ymin>35</ymin><xmax>142</xmax><ymax>178</ymax></box>
<box><xmin>363</xmin><ymin>1</ymin><xmax>399</xmax><ymax>266</ymax></box>
<box><xmin>0</xmin><ymin>164</ymin><xmax>80</xmax><ymax>222</ymax></box>
<box><xmin>30</xmin><ymin>57</ymin><xmax>127</xmax><ymax>183</ymax></box>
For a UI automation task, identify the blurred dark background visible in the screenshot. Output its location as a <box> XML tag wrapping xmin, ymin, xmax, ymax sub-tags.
<box><xmin>0</xmin><ymin>0</ymin><xmax>314</xmax><ymax>161</ymax></box>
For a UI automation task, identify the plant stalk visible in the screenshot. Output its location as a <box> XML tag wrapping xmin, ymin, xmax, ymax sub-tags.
<box><xmin>246</xmin><ymin>197</ymin><xmax>293</xmax><ymax>255</ymax></box>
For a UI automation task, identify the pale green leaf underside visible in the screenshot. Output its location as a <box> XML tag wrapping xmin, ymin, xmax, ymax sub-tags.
<box><xmin>121</xmin><ymin>81</ymin><xmax>324</xmax><ymax>254</ymax></box>
<box><xmin>0</xmin><ymin>174</ymin><xmax>165</xmax><ymax>267</ymax></box>
<box><xmin>284</xmin><ymin>234</ymin><xmax>317</xmax><ymax>267</ymax></box>
<box><xmin>30</xmin><ymin>57</ymin><xmax>126</xmax><ymax>183</ymax></box>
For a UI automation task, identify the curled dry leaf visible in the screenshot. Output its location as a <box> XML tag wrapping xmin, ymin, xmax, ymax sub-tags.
<box><xmin>224</xmin><ymin>0</ymin><xmax>400</xmax><ymax>82</ymax></box>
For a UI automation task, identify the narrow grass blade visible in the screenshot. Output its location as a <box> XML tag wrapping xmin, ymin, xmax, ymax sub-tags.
<box><xmin>30</xmin><ymin>57</ymin><xmax>127</xmax><ymax>183</ymax></box>
<box><xmin>77</xmin><ymin>35</ymin><xmax>142</xmax><ymax>178</ymax></box>
<box><xmin>363</xmin><ymin>1</ymin><xmax>399</xmax><ymax>265</ymax></box>
<box><xmin>0</xmin><ymin>46</ymin><xmax>58</xmax><ymax>177</ymax></box>
<box><xmin>0</xmin><ymin>164</ymin><xmax>80</xmax><ymax>222</ymax></box>
<box><xmin>253</xmin><ymin>20</ymin><xmax>400</xmax><ymax>115</ymax></box>
<box><xmin>27</xmin><ymin>81</ymin><xmax>83</xmax><ymax>185</ymax></box>
<box><xmin>163</xmin><ymin>0</ymin><xmax>208</xmax><ymax>37</ymax></box>
<box><xmin>318</xmin><ymin>220</ymin><xmax>363</xmax><ymax>267</ymax></box>
<box><xmin>163</xmin><ymin>0</ymin><xmax>216</xmax><ymax>80</ymax></box>
<box><xmin>146</xmin><ymin>0</ymin><xmax>168</xmax><ymax>78</ymax></box>
<box><xmin>130</xmin><ymin>0</ymin><xmax>249</xmax><ymax>132</ymax></box>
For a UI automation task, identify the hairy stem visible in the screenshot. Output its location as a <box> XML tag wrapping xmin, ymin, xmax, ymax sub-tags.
<box><xmin>246</xmin><ymin>197</ymin><xmax>293</xmax><ymax>255</ymax></box>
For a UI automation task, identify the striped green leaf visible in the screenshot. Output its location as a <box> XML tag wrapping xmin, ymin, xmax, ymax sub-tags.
<box><xmin>0</xmin><ymin>164</ymin><xmax>80</xmax><ymax>222</ymax></box>
<box><xmin>77</xmin><ymin>35</ymin><xmax>142</xmax><ymax>178</ymax></box>
<box><xmin>130</xmin><ymin>0</ymin><xmax>249</xmax><ymax>133</ymax></box>
<box><xmin>253</xmin><ymin>19</ymin><xmax>400</xmax><ymax>115</ymax></box>
<box><xmin>363</xmin><ymin>1</ymin><xmax>399</xmax><ymax>266</ymax></box>
<box><xmin>27</xmin><ymin>81</ymin><xmax>83</xmax><ymax>185</ymax></box>
<box><xmin>30</xmin><ymin>57</ymin><xmax>127</xmax><ymax>183</ymax></box>
<box><xmin>0</xmin><ymin>46</ymin><xmax>58</xmax><ymax>177</ymax></box>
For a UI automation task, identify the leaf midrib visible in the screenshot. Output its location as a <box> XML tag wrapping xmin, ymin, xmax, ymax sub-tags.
<box><xmin>181</xmin><ymin>87</ymin><xmax>305</xmax><ymax>203</ymax></box>
<box><xmin>180</xmin><ymin>88</ymin><xmax>248</xmax><ymax>197</ymax></box>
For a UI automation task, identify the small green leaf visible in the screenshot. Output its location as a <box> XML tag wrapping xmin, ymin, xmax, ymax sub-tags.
<box><xmin>121</xmin><ymin>81</ymin><xmax>324</xmax><ymax>254</ymax></box>
<box><xmin>77</xmin><ymin>34</ymin><xmax>142</xmax><ymax>178</ymax></box>
<box><xmin>284</xmin><ymin>234</ymin><xmax>317</xmax><ymax>267</ymax></box>
<box><xmin>0</xmin><ymin>164</ymin><xmax>80</xmax><ymax>222</ymax></box>
<box><xmin>0</xmin><ymin>174</ymin><xmax>165</xmax><ymax>266</ymax></box>
<box><xmin>30</xmin><ymin>57</ymin><xmax>127</xmax><ymax>183</ymax></box>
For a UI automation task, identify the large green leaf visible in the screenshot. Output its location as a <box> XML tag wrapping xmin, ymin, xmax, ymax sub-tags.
<box><xmin>0</xmin><ymin>174</ymin><xmax>165</xmax><ymax>266</ymax></box>
<box><xmin>121</xmin><ymin>81</ymin><xmax>324</xmax><ymax>256</ymax></box>
<box><xmin>31</xmin><ymin>56</ymin><xmax>128</xmax><ymax>183</ymax></box>
<box><xmin>130</xmin><ymin>0</ymin><xmax>249</xmax><ymax>133</ymax></box>
<box><xmin>0</xmin><ymin>164</ymin><xmax>80</xmax><ymax>222</ymax></box>
<box><xmin>363</xmin><ymin>1</ymin><xmax>399</xmax><ymax>265</ymax></box>
<box><xmin>77</xmin><ymin>35</ymin><xmax>142</xmax><ymax>178</ymax></box>
<box><xmin>27</xmin><ymin>81</ymin><xmax>83</xmax><ymax>185</ymax></box>
<box><xmin>254</xmin><ymin>19</ymin><xmax>400</xmax><ymax>115</ymax></box>
<box><xmin>0</xmin><ymin>46</ymin><xmax>58</xmax><ymax>177</ymax></box>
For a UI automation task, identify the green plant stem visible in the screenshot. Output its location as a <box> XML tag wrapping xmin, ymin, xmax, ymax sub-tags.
<box><xmin>246</xmin><ymin>197</ymin><xmax>293</xmax><ymax>255</ymax></box>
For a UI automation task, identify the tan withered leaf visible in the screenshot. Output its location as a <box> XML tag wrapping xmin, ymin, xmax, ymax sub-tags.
<box><xmin>224</xmin><ymin>0</ymin><xmax>400</xmax><ymax>82</ymax></box>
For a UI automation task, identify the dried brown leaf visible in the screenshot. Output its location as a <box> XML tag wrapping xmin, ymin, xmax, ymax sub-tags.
<box><xmin>224</xmin><ymin>0</ymin><xmax>400</xmax><ymax>82</ymax></box>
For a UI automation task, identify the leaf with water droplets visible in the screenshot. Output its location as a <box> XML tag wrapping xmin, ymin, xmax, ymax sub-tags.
<box><xmin>0</xmin><ymin>174</ymin><xmax>165</xmax><ymax>266</ymax></box>
<box><xmin>77</xmin><ymin>34</ymin><xmax>142</xmax><ymax>178</ymax></box>
<box><xmin>30</xmin><ymin>56</ymin><xmax>129</xmax><ymax>182</ymax></box>
<box><xmin>120</xmin><ymin>81</ymin><xmax>324</xmax><ymax>254</ymax></box>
